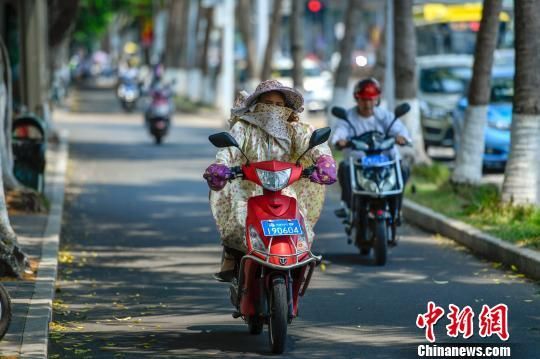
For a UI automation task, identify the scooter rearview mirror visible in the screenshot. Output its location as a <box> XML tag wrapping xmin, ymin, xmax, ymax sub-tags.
<box><xmin>385</xmin><ymin>102</ymin><xmax>411</xmax><ymax>138</ymax></box>
<box><xmin>296</xmin><ymin>127</ymin><xmax>331</xmax><ymax>165</ymax></box>
<box><xmin>208</xmin><ymin>132</ymin><xmax>250</xmax><ymax>164</ymax></box>
<box><xmin>309</xmin><ymin>127</ymin><xmax>331</xmax><ymax>149</ymax></box>
<box><xmin>331</xmin><ymin>106</ymin><xmax>348</xmax><ymax>120</ymax></box>
<box><xmin>208</xmin><ymin>132</ymin><xmax>239</xmax><ymax>148</ymax></box>
<box><xmin>394</xmin><ymin>103</ymin><xmax>410</xmax><ymax>119</ymax></box>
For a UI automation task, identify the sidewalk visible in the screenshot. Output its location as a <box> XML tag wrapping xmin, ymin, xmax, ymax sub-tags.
<box><xmin>0</xmin><ymin>134</ymin><xmax>68</xmax><ymax>358</ymax></box>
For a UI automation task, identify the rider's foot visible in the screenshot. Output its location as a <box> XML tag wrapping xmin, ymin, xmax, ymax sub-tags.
<box><xmin>214</xmin><ymin>248</ymin><xmax>236</xmax><ymax>282</ymax></box>
<box><xmin>334</xmin><ymin>208</ymin><xmax>347</xmax><ymax>218</ymax></box>
<box><xmin>213</xmin><ymin>270</ymin><xmax>235</xmax><ymax>282</ymax></box>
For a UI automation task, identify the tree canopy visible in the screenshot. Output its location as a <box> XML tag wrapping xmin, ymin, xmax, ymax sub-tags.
<box><xmin>72</xmin><ymin>0</ymin><xmax>153</xmax><ymax>49</ymax></box>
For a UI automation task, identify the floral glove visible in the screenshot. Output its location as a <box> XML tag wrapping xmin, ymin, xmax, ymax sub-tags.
<box><xmin>203</xmin><ymin>163</ymin><xmax>233</xmax><ymax>191</ymax></box>
<box><xmin>309</xmin><ymin>155</ymin><xmax>337</xmax><ymax>185</ymax></box>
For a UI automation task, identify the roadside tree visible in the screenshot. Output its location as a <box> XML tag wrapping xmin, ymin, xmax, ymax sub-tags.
<box><xmin>291</xmin><ymin>0</ymin><xmax>304</xmax><ymax>90</ymax></box>
<box><xmin>328</xmin><ymin>0</ymin><xmax>361</xmax><ymax>127</ymax></box>
<box><xmin>452</xmin><ymin>0</ymin><xmax>503</xmax><ymax>184</ymax></box>
<box><xmin>260</xmin><ymin>0</ymin><xmax>283</xmax><ymax>80</ymax></box>
<box><xmin>394</xmin><ymin>0</ymin><xmax>430</xmax><ymax>164</ymax></box>
<box><xmin>502</xmin><ymin>0</ymin><xmax>540</xmax><ymax>205</ymax></box>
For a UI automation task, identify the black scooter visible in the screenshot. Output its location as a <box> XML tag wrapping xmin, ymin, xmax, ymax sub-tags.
<box><xmin>332</xmin><ymin>104</ymin><xmax>410</xmax><ymax>265</ymax></box>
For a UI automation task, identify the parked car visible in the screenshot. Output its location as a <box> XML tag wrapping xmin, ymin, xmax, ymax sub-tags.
<box><xmin>417</xmin><ymin>55</ymin><xmax>473</xmax><ymax>150</ymax></box>
<box><xmin>272</xmin><ymin>58</ymin><xmax>333</xmax><ymax>112</ymax></box>
<box><xmin>453</xmin><ymin>66</ymin><xmax>514</xmax><ymax>169</ymax></box>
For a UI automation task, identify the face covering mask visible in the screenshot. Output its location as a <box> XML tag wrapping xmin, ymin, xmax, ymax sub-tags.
<box><xmin>241</xmin><ymin>103</ymin><xmax>294</xmax><ymax>149</ymax></box>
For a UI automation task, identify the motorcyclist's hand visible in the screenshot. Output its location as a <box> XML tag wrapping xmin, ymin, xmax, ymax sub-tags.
<box><xmin>309</xmin><ymin>155</ymin><xmax>337</xmax><ymax>185</ymax></box>
<box><xmin>395</xmin><ymin>135</ymin><xmax>408</xmax><ymax>145</ymax></box>
<box><xmin>335</xmin><ymin>140</ymin><xmax>349</xmax><ymax>150</ymax></box>
<box><xmin>203</xmin><ymin>163</ymin><xmax>233</xmax><ymax>191</ymax></box>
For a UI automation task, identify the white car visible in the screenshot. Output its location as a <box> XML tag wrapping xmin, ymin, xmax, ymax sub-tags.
<box><xmin>272</xmin><ymin>58</ymin><xmax>333</xmax><ymax>112</ymax></box>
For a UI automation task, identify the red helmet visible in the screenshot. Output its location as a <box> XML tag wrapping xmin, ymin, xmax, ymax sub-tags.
<box><xmin>353</xmin><ymin>77</ymin><xmax>381</xmax><ymax>100</ymax></box>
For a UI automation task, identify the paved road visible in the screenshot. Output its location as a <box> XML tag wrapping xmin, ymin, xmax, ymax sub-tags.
<box><xmin>49</xmin><ymin>86</ymin><xmax>539</xmax><ymax>358</ymax></box>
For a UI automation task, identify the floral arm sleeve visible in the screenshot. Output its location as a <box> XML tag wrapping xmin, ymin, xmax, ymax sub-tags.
<box><xmin>293</xmin><ymin>123</ymin><xmax>337</xmax><ymax>184</ymax></box>
<box><xmin>215</xmin><ymin>121</ymin><xmax>247</xmax><ymax>167</ymax></box>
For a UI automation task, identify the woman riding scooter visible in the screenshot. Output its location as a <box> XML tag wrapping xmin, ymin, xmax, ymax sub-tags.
<box><xmin>204</xmin><ymin>80</ymin><xmax>337</xmax><ymax>282</ymax></box>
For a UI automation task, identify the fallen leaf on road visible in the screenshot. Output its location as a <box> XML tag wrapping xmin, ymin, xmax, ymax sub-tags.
<box><xmin>114</xmin><ymin>316</ymin><xmax>132</xmax><ymax>321</ymax></box>
<box><xmin>433</xmin><ymin>280</ymin><xmax>449</xmax><ymax>285</ymax></box>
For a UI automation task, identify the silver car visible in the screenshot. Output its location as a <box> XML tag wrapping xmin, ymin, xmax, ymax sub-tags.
<box><xmin>417</xmin><ymin>55</ymin><xmax>473</xmax><ymax>150</ymax></box>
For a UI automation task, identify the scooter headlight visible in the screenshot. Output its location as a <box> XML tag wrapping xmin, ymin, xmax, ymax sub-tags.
<box><xmin>256</xmin><ymin>168</ymin><xmax>291</xmax><ymax>191</ymax></box>
<box><xmin>357</xmin><ymin>172</ymin><xmax>379</xmax><ymax>193</ymax></box>
<box><xmin>249</xmin><ymin>225</ymin><xmax>266</xmax><ymax>252</ymax></box>
<box><xmin>380</xmin><ymin>170</ymin><xmax>397</xmax><ymax>191</ymax></box>
<box><xmin>154</xmin><ymin>104</ymin><xmax>170</xmax><ymax>116</ymax></box>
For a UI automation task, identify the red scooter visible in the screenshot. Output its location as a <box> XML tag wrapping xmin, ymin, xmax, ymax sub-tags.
<box><xmin>208</xmin><ymin>127</ymin><xmax>331</xmax><ymax>354</ymax></box>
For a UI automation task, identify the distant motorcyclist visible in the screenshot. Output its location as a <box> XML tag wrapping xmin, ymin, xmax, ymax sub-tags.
<box><xmin>331</xmin><ymin>77</ymin><xmax>411</xmax><ymax>218</ymax></box>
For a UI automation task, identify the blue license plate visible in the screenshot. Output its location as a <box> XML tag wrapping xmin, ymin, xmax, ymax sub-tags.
<box><xmin>261</xmin><ymin>219</ymin><xmax>303</xmax><ymax>237</ymax></box>
<box><xmin>362</xmin><ymin>154</ymin><xmax>389</xmax><ymax>166</ymax></box>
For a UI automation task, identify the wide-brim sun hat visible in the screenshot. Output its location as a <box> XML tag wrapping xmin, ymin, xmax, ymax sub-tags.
<box><xmin>241</xmin><ymin>79</ymin><xmax>304</xmax><ymax>113</ymax></box>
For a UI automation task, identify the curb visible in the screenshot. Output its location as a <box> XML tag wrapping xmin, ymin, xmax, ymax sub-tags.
<box><xmin>19</xmin><ymin>132</ymin><xmax>69</xmax><ymax>358</ymax></box>
<box><xmin>403</xmin><ymin>198</ymin><xmax>540</xmax><ymax>281</ymax></box>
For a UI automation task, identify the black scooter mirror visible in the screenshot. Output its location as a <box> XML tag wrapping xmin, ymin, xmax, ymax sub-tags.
<box><xmin>331</xmin><ymin>106</ymin><xmax>348</xmax><ymax>120</ymax></box>
<box><xmin>309</xmin><ymin>127</ymin><xmax>331</xmax><ymax>149</ymax></box>
<box><xmin>394</xmin><ymin>103</ymin><xmax>411</xmax><ymax>119</ymax></box>
<box><xmin>208</xmin><ymin>132</ymin><xmax>239</xmax><ymax>148</ymax></box>
<box><xmin>208</xmin><ymin>132</ymin><xmax>250</xmax><ymax>164</ymax></box>
<box><xmin>331</xmin><ymin>106</ymin><xmax>358</xmax><ymax>137</ymax></box>
<box><xmin>296</xmin><ymin>127</ymin><xmax>332</xmax><ymax>165</ymax></box>
<box><xmin>385</xmin><ymin>102</ymin><xmax>411</xmax><ymax>138</ymax></box>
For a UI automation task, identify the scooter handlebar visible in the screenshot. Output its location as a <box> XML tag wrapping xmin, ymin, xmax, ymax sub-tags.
<box><xmin>229</xmin><ymin>166</ymin><xmax>243</xmax><ymax>179</ymax></box>
<box><xmin>301</xmin><ymin>165</ymin><xmax>316</xmax><ymax>178</ymax></box>
<box><xmin>335</xmin><ymin>141</ymin><xmax>352</xmax><ymax>151</ymax></box>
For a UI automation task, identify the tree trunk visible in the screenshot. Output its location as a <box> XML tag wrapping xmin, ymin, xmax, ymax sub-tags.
<box><xmin>47</xmin><ymin>0</ymin><xmax>81</xmax><ymax>48</ymax></box>
<box><xmin>0</xmin><ymin>38</ymin><xmax>22</xmax><ymax>190</ymax></box>
<box><xmin>502</xmin><ymin>0</ymin><xmax>540</xmax><ymax>205</ymax></box>
<box><xmin>452</xmin><ymin>0</ymin><xmax>502</xmax><ymax>184</ymax></box>
<box><xmin>328</xmin><ymin>0</ymin><xmax>361</xmax><ymax>126</ymax></box>
<box><xmin>0</xmin><ymin>39</ymin><xmax>26</xmax><ymax>277</ymax></box>
<box><xmin>291</xmin><ymin>0</ymin><xmax>304</xmax><ymax>90</ymax></box>
<box><xmin>371</xmin><ymin>25</ymin><xmax>386</xmax><ymax>88</ymax></box>
<box><xmin>260</xmin><ymin>0</ymin><xmax>283</xmax><ymax>81</ymax></box>
<box><xmin>164</xmin><ymin>0</ymin><xmax>191</xmax><ymax>96</ymax></box>
<box><xmin>238</xmin><ymin>0</ymin><xmax>258</xmax><ymax>87</ymax></box>
<box><xmin>187</xmin><ymin>0</ymin><xmax>203</xmax><ymax>102</ymax></box>
<box><xmin>199</xmin><ymin>6</ymin><xmax>214</xmax><ymax>104</ymax></box>
<box><xmin>0</xmin><ymin>151</ymin><xmax>26</xmax><ymax>277</ymax></box>
<box><xmin>164</xmin><ymin>0</ymin><xmax>189</xmax><ymax>68</ymax></box>
<box><xmin>394</xmin><ymin>0</ymin><xmax>430</xmax><ymax>165</ymax></box>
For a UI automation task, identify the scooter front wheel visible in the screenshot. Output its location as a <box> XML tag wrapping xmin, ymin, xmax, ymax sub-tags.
<box><xmin>374</xmin><ymin>220</ymin><xmax>388</xmax><ymax>266</ymax></box>
<box><xmin>268</xmin><ymin>276</ymin><xmax>287</xmax><ymax>354</ymax></box>
<box><xmin>0</xmin><ymin>284</ymin><xmax>12</xmax><ymax>340</ymax></box>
